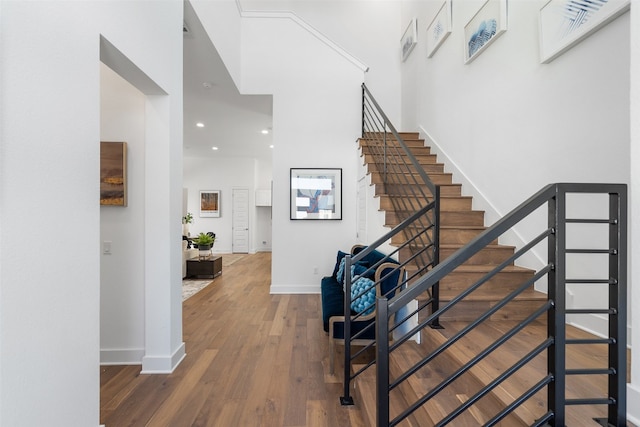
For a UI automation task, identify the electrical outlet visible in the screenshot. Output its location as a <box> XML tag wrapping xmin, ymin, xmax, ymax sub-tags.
<box><xmin>313</xmin><ymin>266</ymin><xmax>318</xmax><ymax>275</ymax></box>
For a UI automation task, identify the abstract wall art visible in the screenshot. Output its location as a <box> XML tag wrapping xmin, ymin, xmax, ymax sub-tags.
<box><xmin>100</xmin><ymin>141</ymin><xmax>127</xmax><ymax>206</ymax></box>
<box><xmin>200</xmin><ymin>190</ymin><xmax>221</xmax><ymax>217</ymax></box>
<box><xmin>426</xmin><ymin>0</ymin><xmax>452</xmax><ymax>58</ymax></box>
<box><xmin>290</xmin><ymin>168</ymin><xmax>342</xmax><ymax>220</ymax></box>
<box><xmin>539</xmin><ymin>0</ymin><xmax>630</xmax><ymax>64</ymax></box>
<box><xmin>463</xmin><ymin>0</ymin><xmax>507</xmax><ymax>64</ymax></box>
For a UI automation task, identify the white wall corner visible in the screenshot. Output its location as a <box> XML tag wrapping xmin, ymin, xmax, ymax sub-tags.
<box><xmin>236</xmin><ymin>0</ymin><xmax>369</xmax><ymax>73</ymax></box>
<box><xmin>141</xmin><ymin>342</ymin><xmax>186</xmax><ymax>374</ymax></box>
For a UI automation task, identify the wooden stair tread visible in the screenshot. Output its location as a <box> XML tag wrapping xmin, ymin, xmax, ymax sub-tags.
<box><xmin>406</xmin><ymin>264</ymin><xmax>532</xmax><ymax>274</ymax></box>
<box><xmin>422</xmin><ymin>323</ymin><xmax>543</xmax><ymax>425</ymax></box>
<box><xmin>436</xmin><ymin>290</ymin><xmax>547</xmax><ymax>301</ymax></box>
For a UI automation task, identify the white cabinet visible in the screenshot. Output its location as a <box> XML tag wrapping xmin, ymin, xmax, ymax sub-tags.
<box><xmin>255</xmin><ymin>189</ymin><xmax>272</xmax><ymax>206</ymax></box>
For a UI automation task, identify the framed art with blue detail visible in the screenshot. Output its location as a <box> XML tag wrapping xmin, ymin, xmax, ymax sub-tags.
<box><xmin>463</xmin><ymin>0</ymin><xmax>507</xmax><ymax>64</ymax></box>
<box><xmin>426</xmin><ymin>0</ymin><xmax>452</xmax><ymax>58</ymax></box>
<box><xmin>401</xmin><ymin>18</ymin><xmax>418</xmax><ymax>62</ymax></box>
<box><xmin>539</xmin><ymin>0</ymin><xmax>629</xmax><ymax>64</ymax></box>
<box><xmin>290</xmin><ymin>168</ymin><xmax>342</xmax><ymax>220</ymax></box>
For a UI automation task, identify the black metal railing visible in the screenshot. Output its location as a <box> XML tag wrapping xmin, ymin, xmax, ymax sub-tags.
<box><xmin>375</xmin><ymin>183</ymin><xmax>627</xmax><ymax>426</ymax></box>
<box><xmin>339</xmin><ymin>84</ymin><xmax>441</xmax><ymax>404</ymax></box>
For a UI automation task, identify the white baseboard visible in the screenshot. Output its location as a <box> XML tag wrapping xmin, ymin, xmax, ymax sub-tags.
<box><xmin>270</xmin><ymin>284</ymin><xmax>320</xmax><ymax>294</ymax></box>
<box><xmin>100</xmin><ymin>348</ymin><xmax>144</xmax><ymax>365</ymax></box>
<box><xmin>141</xmin><ymin>342</ymin><xmax>186</xmax><ymax>374</ymax></box>
<box><xmin>418</xmin><ymin>124</ymin><xmax>632</xmax><ymax>349</ymax></box>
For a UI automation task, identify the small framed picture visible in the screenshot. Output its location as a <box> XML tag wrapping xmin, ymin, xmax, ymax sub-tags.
<box><xmin>539</xmin><ymin>0</ymin><xmax>629</xmax><ymax>64</ymax></box>
<box><xmin>426</xmin><ymin>0</ymin><xmax>452</xmax><ymax>58</ymax></box>
<box><xmin>100</xmin><ymin>141</ymin><xmax>127</xmax><ymax>206</ymax></box>
<box><xmin>463</xmin><ymin>0</ymin><xmax>507</xmax><ymax>64</ymax></box>
<box><xmin>200</xmin><ymin>190</ymin><xmax>220</xmax><ymax>217</ymax></box>
<box><xmin>401</xmin><ymin>18</ymin><xmax>418</xmax><ymax>62</ymax></box>
<box><xmin>290</xmin><ymin>168</ymin><xmax>342</xmax><ymax>220</ymax></box>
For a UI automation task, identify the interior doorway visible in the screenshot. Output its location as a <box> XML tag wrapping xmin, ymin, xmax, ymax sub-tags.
<box><xmin>232</xmin><ymin>187</ymin><xmax>250</xmax><ymax>253</ymax></box>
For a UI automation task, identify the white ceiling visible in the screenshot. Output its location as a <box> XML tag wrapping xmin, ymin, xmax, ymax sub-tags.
<box><xmin>183</xmin><ymin>2</ymin><xmax>273</xmax><ymax>160</ymax></box>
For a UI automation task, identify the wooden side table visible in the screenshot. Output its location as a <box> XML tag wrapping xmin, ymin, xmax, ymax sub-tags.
<box><xmin>186</xmin><ymin>255</ymin><xmax>222</xmax><ymax>278</ymax></box>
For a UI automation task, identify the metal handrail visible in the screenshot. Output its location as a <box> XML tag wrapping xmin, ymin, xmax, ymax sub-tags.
<box><xmin>375</xmin><ymin>182</ymin><xmax>627</xmax><ymax>426</ymax></box>
<box><xmin>340</xmin><ymin>84</ymin><xmax>441</xmax><ymax>404</ymax></box>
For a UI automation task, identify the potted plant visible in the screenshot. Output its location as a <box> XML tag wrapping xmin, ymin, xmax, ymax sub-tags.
<box><xmin>182</xmin><ymin>212</ymin><xmax>193</xmax><ymax>236</ymax></box>
<box><xmin>192</xmin><ymin>232</ymin><xmax>215</xmax><ymax>259</ymax></box>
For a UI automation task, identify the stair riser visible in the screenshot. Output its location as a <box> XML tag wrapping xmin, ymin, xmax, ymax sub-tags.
<box><xmin>379</xmin><ymin>196</ymin><xmax>472</xmax><ymax>211</ymax></box>
<box><xmin>386</xmin><ymin>210</ymin><xmax>485</xmax><ymax>228</ymax></box>
<box><xmin>440</xmin><ymin>228</ymin><xmax>496</xmax><ymax>245</ymax></box>
<box><xmin>374</xmin><ymin>183</ymin><xmax>461</xmax><ymax>197</ymax></box>
<box><xmin>440</xmin><ymin>246</ymin><xmax>515</xmax><ymax>265</ymax></box>
<box><xmin>369</xmin><ymin>173</ymin><xmax>454</xmax><ymax>187</ymax></box>
<box><xmin>439</xmin><ymin>271</ymin><xmax>535</xmax><ymax>293</ymax></box>
<box><xmin>360</xmin><ymin>143</ymin><xmax>432</xmax><ymax>155</ymax></box>
<box><xmin>426</xmin><ymin>299</ymin><xmax>546</xmax><ymax>322</ymax></box>
<box><xmin>367</xmin><ymin>162</ymin><xmax>445</xmax><ymax>174</ymax></box>
<box><xmin>364</xmin><ymin>153</ymin><xmax>438</xmax><ymax>165</ymax></box>
<box><xmin>362</xmin><ymin>132</ymin><xmax>420</xmax><ymax>140</ymax></box>
<box><xmin>399</xmin><ymin>246</ymin><xmax>514</xmax><ymax>266</ymax></box>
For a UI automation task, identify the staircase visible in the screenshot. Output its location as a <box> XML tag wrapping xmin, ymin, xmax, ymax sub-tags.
<box><xmin>355</xmin><ymin>133</ymin><xmax>627</xmax><ymax>426</ymax></box>
<box><xmin>360</xmin><ymin>132</ymin><xmax>547</xmax><ymax>323</ymax></box>
<box><xmin>346</xmin><ymin>84</ymin><xmax>627</xmax><ymax>427</ymax></box>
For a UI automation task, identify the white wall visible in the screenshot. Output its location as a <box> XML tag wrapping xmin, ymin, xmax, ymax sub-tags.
<box><xmin>399</xmin><ymin>0</ymin><xmax>630</xmax><ymax>329</ymax></box>
<box><xmin>0</xmin><ymin>1</ymin><xmax>183</xmax><ymax>425</ymax></box>
<box><xmin>192</xmin><ymin>1</ymin><xmax>367</xmax><ymax>293</ymax></box>
<box><xmin>100</xmin><ymin>63</ymin><xmax>146</xmax><ymax>364</ymax></box>
<box><xmin>244</xmin><ymin>18</ymin><xmax>367</xmax><ymax>293</ymax></box>
<box><xmin>241</xmin><ymin>0</ymin><xmax>402</xmax><ymax>124</ymax></box>
<box><xmin>400</xmin><ymin>0</ymin><xmax>635</xmax><ymax>420</ymax></box>
<box><xmin>183</xmin><ymin>156</ymin><xmax>273</xmax><ymax>253</ymax></box>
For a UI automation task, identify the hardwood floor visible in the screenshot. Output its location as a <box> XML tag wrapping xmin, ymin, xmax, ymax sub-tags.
<box><xmin>101</xmin><ymin>252</ymin><xmax>633</xmax><ymax>426</ymax></box>
<box><xmin>100</xmin><ymin>252</ymin><xmax>365</xmax><ymax>427</ymax></box>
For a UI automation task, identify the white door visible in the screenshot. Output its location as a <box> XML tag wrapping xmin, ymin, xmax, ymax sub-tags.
<box><xmin>232</xmin><ymin>188</ymin><xmax>249</xmax><ymax>253</ymax></box>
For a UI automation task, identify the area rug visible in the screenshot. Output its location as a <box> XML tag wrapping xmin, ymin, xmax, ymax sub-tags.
<box><xmin>182</xmin><ymin>253</ymin><xmax>247</xmax><ymax>300</ymax></box>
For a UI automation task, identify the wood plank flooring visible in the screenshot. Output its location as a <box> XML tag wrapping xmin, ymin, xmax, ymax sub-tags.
<box><xmin>101</xmin><ymin>252</ymin><xmax>633</xmax><ymax>426</ymax></box>
<box><xmin>100</xmin><ymin>252</ymin><xmax>364</xmax><ymax>427</ymax></box>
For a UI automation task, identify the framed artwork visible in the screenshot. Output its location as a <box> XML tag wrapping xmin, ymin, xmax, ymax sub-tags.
<box><xmin>463</xmin><ymin>0</ymin><xmax>507</xmax><ymax>64</ymax></box>
<box><xmin>100</xmin><ymin>141</ymin><xmax>127</xmax><ymax>206</ymax></box>
<box><xmin>290</xmin><ymin>168</ymin><xmax>342</xmax><ymax>220</ymax></box>
<box><xmin>426</xmin><ymin>0</ymin><xmax>452</xmax><ymax>58</ymax></box>
<box><xmin>401</xmin><ymin>18</ymin><xmax>418</xmax><ymax>62</ymax></box>
<box><xmin>200</xmin><ymin>190</ymin><xmax>221</xmax><ymax>217</ymax></box>
<box><xmin>539</xmin><ymin>0</ymin><xmax>630</xmax><ymax>64</ymax></box>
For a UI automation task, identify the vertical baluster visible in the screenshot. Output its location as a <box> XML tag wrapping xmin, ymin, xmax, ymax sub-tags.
<box><xmin>547</xmin><ymin>187</ymin><xmax>567</xmax><ymax>426</ymax></box>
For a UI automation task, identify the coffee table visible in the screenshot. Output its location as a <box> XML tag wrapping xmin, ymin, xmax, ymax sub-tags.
<box><xmin>186</xmin><ymin>255</ymin><xmax>222</xmax><ymax>278</ymax></box>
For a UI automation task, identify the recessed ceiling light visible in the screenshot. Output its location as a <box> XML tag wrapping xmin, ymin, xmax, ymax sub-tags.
<box><xmin>212</xmin><ymin>146</ymin><xmax>218</xmax><ymax>150</ymax></box>
<box><xmin>269</xmin><ymin>145</ymin><xmax>274</xmax><ymax>149</ymax></box>
<box><xmin>196</xmin><ymin>122</ymin><xmax>204</xmax><ymax>128</ymax></box>
<box><xmin>261</xmin><ymin>129</ymin><xmax>269</xmax><ymax>135</ymax></box>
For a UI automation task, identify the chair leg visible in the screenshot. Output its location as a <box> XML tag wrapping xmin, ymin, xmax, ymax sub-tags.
<box><xmin>329</xmin><ymin>336</ymin><xmax>335</xmax><ymax>375</ymax></box>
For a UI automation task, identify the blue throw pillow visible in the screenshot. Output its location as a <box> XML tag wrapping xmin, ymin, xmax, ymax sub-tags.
<box><xmin>336</xmin><ymin>258</ymin><xmax>347</xmax><ymax>284</ymax></box>
<box><xmin>350</xmin><ymin>277</ymin><xmax>376</xmax><ymax>316</ymax></box>
<box><xmin>332</xmin><ymin>250</ymin><xmax>348</xmax><ymax>279</ymax></box>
